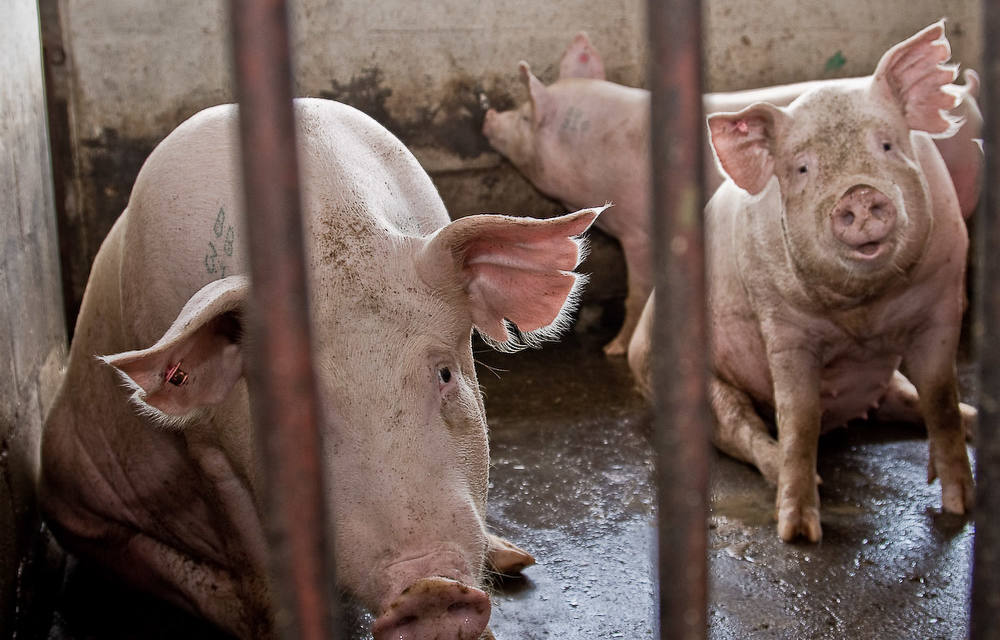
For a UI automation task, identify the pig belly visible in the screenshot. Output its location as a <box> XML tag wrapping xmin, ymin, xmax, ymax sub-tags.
<box><xmin>819</xmin><ymin>355</ymin><xmax>901</xmax><ymax>430</ymax></box>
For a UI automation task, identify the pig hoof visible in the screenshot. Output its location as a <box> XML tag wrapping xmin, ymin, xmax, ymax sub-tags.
<box><xmin>940</xmin><ymin>471</ymin><xmax>975</xmax><ymax>515</ymax></box>
<box><xmin>961</xmin><ymin>402</ymin><xmax>978</xmax><ymax>442</ymax></box>
<box><xmin>777</xmin><ymin>506</ymin><xmax>822</xmax><ymax>543</ymax></box>
<box><xmin>602</xmin><ymin>339</ymin><xmax>628</xmax><ymax>357</ymax></box>
<box><xmin>487</xmin><ymin>533</ymin><xmax>535</xmax><ymax>575</ymax></box>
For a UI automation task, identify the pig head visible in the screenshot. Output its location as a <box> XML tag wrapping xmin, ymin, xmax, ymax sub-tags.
<box><xmin>631</xmin><ymin>22</ymin><xmax>975</xmax><ymax>543</ymax></box>
<box><xmin>484</xmin><ymin>31</ymin><xmax>982</xmax><ymax>361</ymax></box>
<box><xmin>39</xmin><ymin>98</ymin><xmax>601</xmax><ymax>638</ymax></box>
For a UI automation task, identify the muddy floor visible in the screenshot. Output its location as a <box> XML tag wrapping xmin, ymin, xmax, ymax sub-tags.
<box><xmin>41</xmin><ymin>323</ymin><xmax>975</xmax><ymax>639</ymax></box>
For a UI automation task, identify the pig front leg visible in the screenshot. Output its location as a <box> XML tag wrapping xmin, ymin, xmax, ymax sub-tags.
<box><xmin>605</xmin><ymin>237</ymin><xmax>652</xmax><ymax>356</ymax></box>
<box><xmin>903</xmin><ymin>330</ymin><xmax>975</xmax><ymax>514</ymax></box>
<box><xmin>768</xmin><ymin>348</ymin><xmax>823</xmax><ymax>543</ymax></box>
<box><xmin>709</xmin><ymin>376</ymin><xmax>781</xmax><ymax>483</ymax></box>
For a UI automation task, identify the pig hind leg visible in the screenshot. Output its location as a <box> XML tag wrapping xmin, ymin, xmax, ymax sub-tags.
<box><xmin>710</xmin><ymin>377</ymin><xmax>781</xmax><ymax>484</ymax></box>
<box><xmin>874</xmin><ymin>370</ymin><xmax>977</xmax><ymax>441</ymax></box>
<box><xmin>604</xmin><ymin>239</ymin><xmax>653</xmax><ymax>356</ymax></box>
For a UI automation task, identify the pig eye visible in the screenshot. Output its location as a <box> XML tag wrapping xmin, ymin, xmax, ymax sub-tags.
<box><xmin>797</xmin><ymin>165</ymin><xmax>808</xmax><ymax>174</ymax></box>
<box><xmin>437</xmin><ymin>367</ymin><xmax>453</xmax><ymax>385</ymax></box>
<box><xmin>882</xmin><ymin>142</ymin><xmax>892</xmax><ymax>152</ymax></box>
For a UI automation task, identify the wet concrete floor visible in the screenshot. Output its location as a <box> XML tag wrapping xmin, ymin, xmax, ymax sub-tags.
<box><xmin>42</xmin><ymin>325</ymin><xmax>976</xmax><ymax>639</ymax></box>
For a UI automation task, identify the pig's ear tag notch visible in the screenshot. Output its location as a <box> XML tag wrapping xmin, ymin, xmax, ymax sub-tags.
<box><xmin>735</xmin><ymin>120</ymin><xmax>750</xmax><ymax>135</ymax></box>
<box><xmin>166</xmin><ymin>361</ymin><xmax>188</xmax><ymax>387</ymax></box>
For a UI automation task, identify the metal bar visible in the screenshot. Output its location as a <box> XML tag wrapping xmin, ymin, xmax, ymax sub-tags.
<box><xmin>970</xmin><ymin>2</ymin><xmax>1000</xmax><ymax>637</ymax></box>
<box><xmin>229</xmin><ymin>2</ymin><xmax>338</xmax><ymax>639</ymax></box>
<box><xmin>646</xmin><ymin>0</ymin><xmax>709</xmax><ymax>638</ymax></box>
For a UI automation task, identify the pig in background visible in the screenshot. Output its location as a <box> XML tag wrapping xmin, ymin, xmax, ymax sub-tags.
<box><xmin>39</xmin><ymin>97</ymin><xmax>602</xmax><ymax>639</ymax></box>
<box><xmin>629</xmin><ymin>22</ymin><xmax>975</xmax><ymax>543</ymax></box>
<box><xmin>482</xmin><ymin>30</ymin><xmax>982</xmax><ymax>357</ymax></box>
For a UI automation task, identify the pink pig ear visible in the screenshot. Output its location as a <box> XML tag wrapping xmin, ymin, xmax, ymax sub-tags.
<box><xmin>558</xmin><ymin>32</ymin><xmax>606</xmax><ymax>80</ymax></box>
<box><xmin>871</xmin><ymin>20</ymin><xmax>961</xmax><ymax>135</ymax></box>
<box><xmin>101</xmin><ymin>275</ymin><xmax>248</xmax><ymax>424</ymax></box>
<box><xmin>419</xmin><ymin>206</ymin><xmax>606</xmax><ymax>350</ymax></box>
<box><xmin>519</xmin><ymin>61</ymin><xmax>554</xmax><ymax>126</ymax></box>
<box><xmin>707</xmin><ymin>102</ymin><xmax>786</xmax><ymax>195</ymax></box>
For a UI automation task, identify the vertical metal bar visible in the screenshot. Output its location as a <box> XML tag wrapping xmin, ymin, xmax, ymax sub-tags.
<box><xmin>971</xmin><ymin>2</ymin><xmax>1000</xmax><ymax>637</ymax></box>
<box><xmin>647</xmin><ymin>0</ymin><xmax>709</xmax><ymax>638</ymax></box>
<box><xmin>229</xmin><ymin>2</ymin><xmax>338</xmax><ymax>639</ymax></box>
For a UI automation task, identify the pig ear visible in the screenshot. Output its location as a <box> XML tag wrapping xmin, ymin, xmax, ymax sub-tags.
<box><xmin>519</xmin><ymin>61</ymin><xmax>554</xmax><ymax>126</ymax></box>
<box><xmin>558</xmin><ymin>32</ymin><xmax>606</xmax><ymax>80</ymax></box>
<box><xmin>101</xmin><ymin>275</ymin><xmax>248</xmax><ymax>425</ymax></box>
<box><xmin>418</xmin><ymin>205</ymin><xmax>606</xmax><ymax>351</ymax></box>
<box><xmin>870</xmin><ymin>20</ymin><xmax>961</xmax><ymax>135</ymax></box>
<box><xmin>707</xmin><ymin>102</ymin><xmax>786</xmax><ymax>195</ymax></box>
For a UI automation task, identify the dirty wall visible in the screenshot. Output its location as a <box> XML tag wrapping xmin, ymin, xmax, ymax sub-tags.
<box><xmin>1</xmin><ymin>0</ymin><xmax>67</xmax><ymax>637</ymax></box>
<box><xmin>41</xmin><ymin>0</ymin><xmax>982</xmax><ymax>334</ymax></box>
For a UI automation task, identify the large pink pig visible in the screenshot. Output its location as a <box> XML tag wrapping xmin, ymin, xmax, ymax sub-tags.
<box><xmin>483</xmin><ymin>32</ymin><xmax>982</xmax><ymax>357</ymax></box>
<box><xmin>631</xmin><ymin>22</ymin><xmax>975</xmax><ymax>543</ymax></box>
<box><xmin>39</xmin><ymin>98</ymin><xmax>601</xmax><ymax>639</ymax></box>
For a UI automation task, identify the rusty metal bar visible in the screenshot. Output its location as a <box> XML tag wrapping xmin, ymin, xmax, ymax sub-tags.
<box><xmin>229</xmin><ymin>2</ymin><xmax>339</xmax><ymax>639</ymax></box>
<box><xmin>970</xmin><ymin>2</ymin><xmax>1000</xmax><ymax>637</ymax></box>
<box><xmin>646</xmin><ymin>0</ymin><xmax>709</xmax><ymax>638</ymax></box>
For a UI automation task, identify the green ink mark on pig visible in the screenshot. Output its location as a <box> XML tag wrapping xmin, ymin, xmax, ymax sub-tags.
<box><xmin>205</xmin><ymin>241</ymin><xmax>218</xmax><ymax>274</ymax></box>
<box><xmin>214</xmin><ymin>207</ymin><xmax>225</xmax><ymax>238</ymax></box>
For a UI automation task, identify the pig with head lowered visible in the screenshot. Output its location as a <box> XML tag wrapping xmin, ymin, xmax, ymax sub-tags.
<box><xmin>482</xmin><ymin>31</ymin><xmax>982</xmax><ymax>358</ymax></box>
<box><xmin>630</xmin><ymin>22</ymin><xmax>975</xmax><ymax>543</ymax></box>
<box><xmin>39</xmin><ymin>98</ymin><xmax>602</xmax><ymax>638</ymax></box>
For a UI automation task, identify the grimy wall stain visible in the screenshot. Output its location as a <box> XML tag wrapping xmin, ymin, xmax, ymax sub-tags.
<box><xmin>1</xmin><ymin>1</ymin><xmax>67</xmax><ymax>637</ymax></box>
<box><xmin>41</xmin><ymin>0</ymin><xmax>981</xmax><ymax>336</ymax></box>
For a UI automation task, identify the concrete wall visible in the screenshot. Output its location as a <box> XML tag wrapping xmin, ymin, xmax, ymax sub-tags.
<box><xmin>0</xmin><ymin>0</ymin><xmax>67</xmax><ymax>637</ymax></box>
<box><xmin>42</xmin><ymin>0</ymin><xmax>982</xmax><ymax>331</ymax></box>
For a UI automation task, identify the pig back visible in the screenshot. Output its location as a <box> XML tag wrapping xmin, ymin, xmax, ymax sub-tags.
<box><xmin>118</xmin><ymin>99</ymin><xmax>450</xmax><ymax>350</ymax></box>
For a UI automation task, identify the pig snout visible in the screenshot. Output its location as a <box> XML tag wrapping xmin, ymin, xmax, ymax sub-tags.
<box><xmin>371</xmin><ymin>577</ymin><xmax>490</xmax><ymax>640</ymax></box>
<box><xmin>830</xmin><ymin>185</ymin><xmax>898</xmax><ymax>257</ymax></box>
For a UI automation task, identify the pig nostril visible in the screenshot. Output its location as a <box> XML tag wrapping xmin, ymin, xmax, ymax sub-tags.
<box><xmin>842</xmin><ymin>211</ymin><xmax>855</xmax><ymax>226</ymax></box>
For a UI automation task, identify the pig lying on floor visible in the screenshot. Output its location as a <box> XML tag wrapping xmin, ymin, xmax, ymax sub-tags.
<box><xmin>628</xmin><ymin>22</ymin><xmax>975</xmax><ymax>542</ymax></box>
<box><xmin>482</xmin><ymin>31</ymin><xmax>981</xmax><ymax>357</ymax></box>
<box><xmin>39</xmin><ymin>98</ymin><xmax>602</xmax><ymax>639</ymax></box>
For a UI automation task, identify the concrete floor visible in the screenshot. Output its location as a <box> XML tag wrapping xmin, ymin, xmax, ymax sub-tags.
<box><xmin>42</xmin><ymin>322</ymin><xmax>976</xmax><ymax>639</ymax></box>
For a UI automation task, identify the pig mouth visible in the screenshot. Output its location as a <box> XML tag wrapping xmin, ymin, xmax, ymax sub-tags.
<box><xmin>855</xmin><ymin>241</ymin><xmax>885</xmax><ymax>258</ymax></box>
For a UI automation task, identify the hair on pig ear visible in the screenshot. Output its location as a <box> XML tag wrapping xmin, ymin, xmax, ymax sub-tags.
<box><xmin>417</xmin><ymin>205</ymin><xmax>607</xmax><ymax>352</ymax></box>
<box><xmin>871</xmin><ymin>20</ymin><xmax>962</xmax><ymax>137</ymax></box>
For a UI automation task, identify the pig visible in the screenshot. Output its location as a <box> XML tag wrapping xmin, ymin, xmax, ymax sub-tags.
<box><xmin>629</xmin><ymin>22</ymin><xmax>975</xmax><ymax>543</ymax></box>
<box><xmin>39</xmin><ymin>98</ymin><xmax>602</xmax><ymax>638</ymax></box>
<box><xmin>482</xmin><ymin>31</ymin><xmax>982</xmax><ymax>357</ymax></box>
